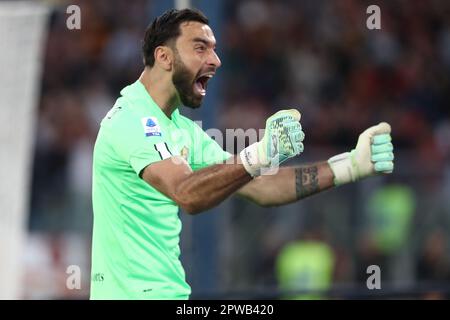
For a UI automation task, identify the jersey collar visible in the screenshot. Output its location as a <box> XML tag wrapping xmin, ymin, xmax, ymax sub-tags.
<box><xmin>121</xmin><ymin>80</ymin><xmax>180</xmax><ymax>127</ymax></box>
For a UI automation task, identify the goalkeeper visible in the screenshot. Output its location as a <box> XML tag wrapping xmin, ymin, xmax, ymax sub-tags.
<box><xmin>90</xmin><ymin>8</ymin><xmax>394</xmax><ymax>299</ymax></box>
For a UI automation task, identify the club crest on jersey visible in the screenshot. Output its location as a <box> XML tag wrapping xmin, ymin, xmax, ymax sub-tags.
<box><xmin>180</xmin><ymin>146</ymin><xmax>189</xmax><ymax>160</ymax></box>
<box><xmin>141</xmin><ymin>117</ymin><xmax>162</xmax><ymax>137</ymax></box>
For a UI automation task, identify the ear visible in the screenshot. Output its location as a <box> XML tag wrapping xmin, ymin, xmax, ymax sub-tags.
<box><xmin>154</xmin><ymin>46</ymin><xmax>173</xmax><ymax>71</ymax></box>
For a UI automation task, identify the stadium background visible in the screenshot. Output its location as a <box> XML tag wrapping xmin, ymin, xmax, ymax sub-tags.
<box><xmin>4</xmin><ymin>0</ymin><xmax>450</xmax><ymax>299</ymax></box>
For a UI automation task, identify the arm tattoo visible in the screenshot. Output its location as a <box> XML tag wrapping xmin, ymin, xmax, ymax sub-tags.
<box><xmin>295</xmin><ymin>166</ymin><xmax>319</xmax><ymax>199</ymax></box>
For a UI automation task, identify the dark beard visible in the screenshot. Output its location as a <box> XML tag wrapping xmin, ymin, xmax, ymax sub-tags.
<box><xmin>172</xmin><ymin>56</ymin><xmax>203</xmax><ymax>109</ymax></box>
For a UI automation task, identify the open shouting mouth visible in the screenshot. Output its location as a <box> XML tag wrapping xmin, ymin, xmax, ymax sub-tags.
<box><xmin>194</xmin><ymin>72</ymin><xmax>214</xmax><ymax>96</ymax></box>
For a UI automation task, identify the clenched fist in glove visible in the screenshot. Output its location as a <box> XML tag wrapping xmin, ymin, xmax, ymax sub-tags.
<box><xmin>240</xmin><ymin>109</ymin><xmax>305</xmax><ymax>177</ymax></box>
<box><xmin>328</xmin><ymin>122</ymin><xmax>394</xmax><ymax>186</ymax></box>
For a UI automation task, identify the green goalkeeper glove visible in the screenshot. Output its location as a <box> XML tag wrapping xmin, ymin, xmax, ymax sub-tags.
<box><xmin>240</xmin><ymin>109</ymin><xmax>305</xmax><ymax>177</ymax></box>
<box><xmin>328</xmin><ymin>122</ymin><xmax>394</xmax><ymax>186</ymax></box>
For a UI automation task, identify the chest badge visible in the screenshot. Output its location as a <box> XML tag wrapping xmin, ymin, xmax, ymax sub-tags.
<box><xmin>180</xmin><ymin>146</ymin><xmax>189</xmax><ymax>160</ymax></box>
<box><xmin>141</xmin><ymin>117</ymin><xmax>162</xmax><ymax>137</ymax></box>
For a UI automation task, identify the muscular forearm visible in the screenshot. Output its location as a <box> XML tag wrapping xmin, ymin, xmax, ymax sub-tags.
<box><xmin>294</xmin><ymin>162</ymin><xmax>334</xmax><ymax>199</ymax></box>
<box><xmin>237</xmin><ymin>161</ymin><xmax>335</xmax><ymax>207</ymax></box>
<box><xmin>175</xmin><ymin>156</ymin><xmax>252</xmax><ymax>214</ymax></box>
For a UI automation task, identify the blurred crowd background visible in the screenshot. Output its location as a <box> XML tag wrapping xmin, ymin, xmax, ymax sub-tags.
<box><xmin>24</xmin><ymin>0</ymin><xmax>450</xmax><ymax>299</ymax></box>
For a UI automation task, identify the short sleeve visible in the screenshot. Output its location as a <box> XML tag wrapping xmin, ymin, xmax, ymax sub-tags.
<box><xmin>105</xmin><ymin>110</ymin><xmax>169</xmax><ymax>176</ymax></box>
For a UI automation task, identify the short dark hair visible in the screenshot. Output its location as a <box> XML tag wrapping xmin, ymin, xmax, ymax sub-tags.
<box><xmin>142</xmin><ymin>8</ymin><xmax>209</xmax><ymax>67</ymax></box>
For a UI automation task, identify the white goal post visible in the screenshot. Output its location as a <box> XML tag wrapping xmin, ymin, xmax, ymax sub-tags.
<box><xmin>0</xmin><ymin>1</ymin><xmax>49</xmax><ymax>299</ymax></box>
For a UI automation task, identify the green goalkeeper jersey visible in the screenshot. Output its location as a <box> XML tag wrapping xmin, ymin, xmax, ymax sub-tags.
<box><xmin>90</xmin><ymin>80</ymin><xmax>231</xmax><ymax>299</ymax></box>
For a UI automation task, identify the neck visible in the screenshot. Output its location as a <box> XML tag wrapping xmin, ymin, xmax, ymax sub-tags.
<box><xmin>138</xmin><ymin>66</ymin><xmax>181</xmax><ymax>119</ymax></box>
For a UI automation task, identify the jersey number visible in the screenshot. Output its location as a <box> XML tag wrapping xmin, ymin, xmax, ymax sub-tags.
<box><xmin>154</xmin><ymin>142</ymin><xmax>172</xmax><ymax>160</ymax></box>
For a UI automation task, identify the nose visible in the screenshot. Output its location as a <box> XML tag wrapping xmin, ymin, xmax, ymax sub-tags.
<box><xmin>208</xmin><ymin>50</ymin><xmax>222</xmax><ymax>69</ymax></box>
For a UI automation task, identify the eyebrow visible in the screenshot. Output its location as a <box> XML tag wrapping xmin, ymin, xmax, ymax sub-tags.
<box><xmin>192</xmin><ymin>37</ymin><xmax>215</xmax><ymax>47</ymax></box>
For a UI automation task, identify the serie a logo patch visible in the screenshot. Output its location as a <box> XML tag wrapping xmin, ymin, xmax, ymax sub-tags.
<box><xmin>141</xmin><ymin>117</ymin><xmax>162</xmax><ymax>137</ymax></box>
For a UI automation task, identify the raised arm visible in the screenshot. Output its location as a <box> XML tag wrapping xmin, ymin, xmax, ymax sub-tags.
<box><xmin>237</xmin><ymin>122</ymin><xmax>394</xmax><ymax>207</ymax></box>
<box><xmin>142</xmin><ymin>155</ymin><xmax>251</xmax><ymax>214</ymax></box>
<box><xmin>237</xmin><ymin>162</ymin><xmax>334</xmax><ymax>207</ymax></box>
<box><xmin>141</xmin><ymin>109</ymin><xmax>305</xmax><ymax>214</ymax></box>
